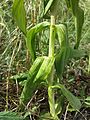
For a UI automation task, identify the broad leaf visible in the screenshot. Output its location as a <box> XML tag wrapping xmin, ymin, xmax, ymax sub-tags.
<box><xmin>55</xmin><ymin>24</ymin><xmax>70</xmax><ymax>78</ymax></box>
<box><xmin>56</xmin><ymin>24</ymin><xmax>68</xmax><ymax>47</ymax></box>
<box><xmin>27</xmin><ymin>22</ymin><xmax>50</xmax><ymax>61</ymax></box>
<box><xmin>0</xmin><ymin>111</ymin><xmax>23</xmax><ymax>120</ymax></box>
<box><xmin>20</xmin><ymin>57</ymin><xmax>44</xmax><ymax>108</ymax></box>
<box><xmin>20</xmin><ymin>56</ymin><xmax>54</xmax><ymax>109</ymax></box>
<box><xmin>35</xmin><ymin>57</ymin><xmax>55</xmax><ymax>81</ymax></box>
<box><xmin>51</xmin><ymin>84</ymin><xmax>81</xmax><ymax>110</ymax></box>
<box><xmin>12</xmin><ymin>0</ymin><xmax>26</xmax><ymax>34</ymax></box>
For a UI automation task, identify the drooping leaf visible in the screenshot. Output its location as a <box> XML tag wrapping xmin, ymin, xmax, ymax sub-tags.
<box><xmin>20</xmin><ymin>56</ymin><xmax>55</xmax><ymax>109</ymax></box>
<box><xmin>12</xmin><ymin>0</ymin><xmax>26</xmax><ymax>34</ymax></box>
<box><xmin>0</xmin><ymin>111</ymin><xmax>24</xmax><ymax>120</ymax></box>
<box><xmin>20</xmin><ymin>57</ymin><xmax>44</xmax><ymax>108</ymax></box>
<box><xmin>55</xmin><ymin>24</ymin><xmax>70</xmax><ymax>78</ymax></box>
<box><xmin>51</xmin><ymin>84</ymin><xmax>82</xmax><ymax>110</ymax></box>
<box><xmin>27</xmin><ymin>22</ymin><xmax>50</xmax><ymax>61</ymax></box>
<box><xmin>55</xmin><ymin>48</ymin><xmax>67</xmax><ymax>78</ymax></box>
<box><xmin>56</xmin><ymin>24</ymin><xmax>68</xmax><ymax>47</ymax></box>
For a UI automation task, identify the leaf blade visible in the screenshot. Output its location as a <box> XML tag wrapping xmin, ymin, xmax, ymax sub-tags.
<box><xmin>51</xmin><ymin>84</ymin><xmax>82</xmax><ymax>111</ymax></box>
<box><xmin>27</xmin><ymin>22</ymin><xmax>50</xmax><ymax>61</ymax></box>
<box><xmin>12</xmin><ymin>0</ymin><xmax>26</xmax><ymax>34</ymax></box>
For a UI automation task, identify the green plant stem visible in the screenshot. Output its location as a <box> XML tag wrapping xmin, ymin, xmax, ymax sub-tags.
<box><xmin>49</xmin><ymin>16</ymin><xmax>55</xmax><ymax>57</ymax></box>
<box><xmin>48</xmin><ymin>16</ymin><xmax>58</xmax><ymax>119</ymax></box>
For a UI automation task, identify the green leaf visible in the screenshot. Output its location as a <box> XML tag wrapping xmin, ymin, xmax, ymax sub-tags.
<box><xmin>44</xmin><ymin>0</ymin><xmax>63</xmax><ymax>17</ymax></box>
<box><xmin>0</xmin><ymin>111</ymin><xmax>23</xmax><ymax>120</ymax></box>
<box><xmin>65</xmin><ymin>0</ymin><xmax>71</xmax><ymax>8</ymax></box>
<box><xmin>65</xmin><ymin>0</ymin><xmax>84</xmax><ymax>48</ymax></box>
<box><xmin>85</xmin><ymin>96</ymin><xmax>90</xmax><ymax>106</ymax></box>
<box><xmin>40</xmin><ymin>112</ymin><xmax>53</xmax><ymax>120</ymax></box>
<box><xmin>10</xmin><ymin>72</ymin><xmax>29</xmax><ymax>82</ymax></box>
<box><xmin>55</xmin><ymin>24</ymin><xmax>70</xmax><ymax>78</ymax></box>
<box><xmin>12</xmin><ymin>0</ymin><xmax>26</xmax><ymax>34</ymax></box>
<box><xmin>55</xmin><ymin>95</ymin><xmax>64</xmax><ymax>115</ymax></box>
<box><xmin>20</xmin><ymin>56</ymin><xmax>54</xmax><ymax>109</ymax></box>
<box><xmin>20</xmin><ymin>57</ymin><xmax>44</xmax><ymax>108</ymax></box>
<box><xmin>85</xmin><ymin>96</ymin><xmax>90</xmax><ymax>101</ymax></box>
<box><xmin>55</xmin><ymin>48</ymin><xmax>67</xmax><ymax>78</ymax></box>
<box><xmin>44</xmin><ymin>0</ymin><xmax>54</xmax><ymax>15</ymax></box>
<box><xmin>35</xmin><ymin>57</ymin><xmax>55</xmax><ymax>82</ymax></box>
<box><xmin>69</xmin><ymin>47</ymin><xmax>85</xmax><ymax>58</ymax></box>
<box><xmin>74</xmin><ymin>7</ymin><xmax>84</xmax><ymax>49</ymax></box>
<box><xmin>51</xmin><ymin>84</ymin><xmax>81</xmax><ymax>110</ymax></box>
<box><xmin>56</xmin><ymin>24</ymin><xmax>68</xmax><ymax>47</ymax></box>
<box><xmin>27</xmin><ymin>22</ymin><xmax>50</xmax><ymax>61</ymax></box>
<box><xmin>66</xmin><ymin>0</ymin><xmax>84</xmax><ymax>49</ymax></box>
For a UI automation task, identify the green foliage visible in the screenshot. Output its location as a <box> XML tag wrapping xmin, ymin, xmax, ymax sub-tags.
<box><xmin>20</xmin><ymin>57</ymin><xmax>44</xmax><ymax>106</ymax></box>
<box><xmin>12</xmin><ymin>0</ymin><xmax>26</xmax><ymax>34</ymax></box>
<box><xmin>0</xmin><ymin>111</ymin><xmax>24</xmax><ymax>120</ymax></box>
<box><xmin>65</xmin><ymin>0</ymin><xmax>84</xmax><ymax>49</ymax></box>
<box><xmin>55</xmin><ymin>24</ymin><xmax>70</xmax><ymax>78</ymax></box>
<box><xmin>85</xmin><ymin>96</ymin><xmax>90</xmax><ymax>107</ymax></box>
<box><xmin>51</xmin><ymin>84</ymin><xmax>81</xmax><ymax>110</ymax></box>
<box><xmin>12</xmin><ymin>0</ymin><xmax>85</xmax><ymax>119</ymax></box>
<box><xmin>35</xmin><ymin>57</ymin><xmax>55</xmax><ymax>81</ymax></box>
<box><xmin>27</xmin><ymin>22</ymin><xmax>50</xmax><ymax>61</ymax></box>
<box><xmin>44</xmin><ymin>0</ymin><xmax>54</xmax><ymax>16</ymax></box>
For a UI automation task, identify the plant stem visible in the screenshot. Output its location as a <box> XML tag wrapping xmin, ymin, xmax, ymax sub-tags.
<box><xmin>48</xmin><ymin>16</ymin><xmax>58</xmax><ymax>119</ymax></box>
<box><xmin>49</xmin><ymin>16</ymin><xmax>55</xmax><ymax>57</ymax></box>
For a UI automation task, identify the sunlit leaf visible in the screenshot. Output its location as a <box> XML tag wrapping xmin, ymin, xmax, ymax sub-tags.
<box><xmin>20</xmin><ymin>57</ymin><xmax>44</xmax><ymax>107</ymax></box>
<box><xmin>27</xmin><ymin>22</ymin><xmax>50</xmax><ymax>61</ymax></box>
<box><xmin>35</xmin><ymin>57</ymin><xmax>55</xmax><ymax>81</ymax></box>
<box><xmin>12</xmin><ymin>0</ymin><xmax>26</xmax><ymax>34</ymax></box>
